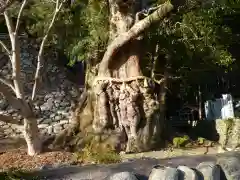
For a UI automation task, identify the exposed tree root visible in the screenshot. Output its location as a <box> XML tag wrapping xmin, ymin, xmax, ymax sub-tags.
<box><xmin>53</xmin><ymin>78</ymin><xmax>161</xmax><ymax>153</ymax></box>
<box><xmin>91</xmin><ymin>78</ymin><xmax>161</xmax><ymax>152</ymax></box>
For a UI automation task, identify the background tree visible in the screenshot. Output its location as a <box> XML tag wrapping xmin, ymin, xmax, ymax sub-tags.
<box><xmin>0</xmin><ymin>0</ymin><xmax>65</xmax><ymax>156</ymax></box>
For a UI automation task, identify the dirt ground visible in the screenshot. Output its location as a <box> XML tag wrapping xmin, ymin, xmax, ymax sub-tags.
<box><xmin>0</xmin><ymin>137</ymin><xmax>77</xmax><ymax>171</ymax></box>
<box><xmin>121</xmin><ymin>146</ymin><xmax>219</xmax><ymax>160</ymax></box>
<box><xmin>0</xmin><ymin>137</ymin><xmax>219</xmax><ymax>172</ymax></box>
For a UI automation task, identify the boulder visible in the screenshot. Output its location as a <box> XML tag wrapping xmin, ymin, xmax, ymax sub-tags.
<box><xmin>217</xmin><ymin>156</ymin><xmax>240</xmax><ymax>180</ymax></box>
<box><xmin>148</xmin><ymin>165</ymin><xmax>178</xmax><ymax>180</ymax></box>
<box><xmin>177</xmin><ymin>165</ymin><xmax>198</xmax><ymax>180</ymax></box>
<box><xmin>196</xmin><ymin>161</ymin><xmax>220</xmax><ymax>180</ymax></box>
<box><xmin>215</xmin><ymin>119</ymin><xmax>240</xmax><ymax>150</ymax></box>
<box><xmin>106</xmin><ymin>172</ymin><xmax>138</xmax><ymax>180</ymax></box>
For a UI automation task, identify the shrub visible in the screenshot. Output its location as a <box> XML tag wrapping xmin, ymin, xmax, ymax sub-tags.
<box><xmin>172</xmin><ymin>135</ymin><xmax>190</xmax><ymax>148</ymax></box>
<box><xmin>73</xmin><ymin>139</ymin><xmax>121</xmax><ymax>164</ymax></box>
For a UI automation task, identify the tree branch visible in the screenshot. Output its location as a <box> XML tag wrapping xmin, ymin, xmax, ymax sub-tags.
<box><xmin>4</xmin><ymin>10</ymin><xmax>14</xmax><ymax>36</ymax></box>
<box><xmin>4</xmin><ymin>10</ymin><xmax>24</xmax><ymax>98</ymax></box>
<box><xmin>0</xmin><ymin>76</ymin><xmax>15</xmax><ymax>93</ymax></box>
<box><xmin>15</xmin><ymin>0</ymin><xmax>27</xmax><ymax>33</ymax></box>
<box><xmin>98</xmin><ymin>1</ymin><xmax>174</xmax><ymax>76</ymax></box>
<box><xmin>0</xmin><ymin>83</ymin><xmax>24</xmax><ymax>111</ymax></box>
<box><xmin>31</xmin><ymin>0</ymin><xmax>64</xmax><ymax>100</ymax></box>
<box><xmin>0</xmin><ymin>114</ymin><xmax>21</xmax><ymax>125</ymax></box>
<box><xmin>0</xmin><ymin>39</ymin><xmax>11</xmax><ymax>57</ymax></box>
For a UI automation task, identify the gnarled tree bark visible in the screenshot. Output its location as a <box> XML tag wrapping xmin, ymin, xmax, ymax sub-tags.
<box><xmin>55</xmin><ymin>1</ymin><xmax>173</xmax><ymax>153</ymax></box>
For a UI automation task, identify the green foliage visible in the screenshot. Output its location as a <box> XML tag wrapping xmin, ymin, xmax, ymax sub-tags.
<box><xmin>5</xmin><ymin>0</ymin><xmax>109</xmax><ymax>66</ymax></box>
<box><xmin>197</xmin><ymin>137</ymin><xmax>206</xmax><ymax>145</ymax></box>
<box><xmin>45</xmin><ymin>0</ymin><xmax>109</xmax><ymax>66</ymax></box>
<box><xmin>65</xmin><ymin>0</ymin><xmax>109</xmax><ymax>65</ymax></box>
<box><xmin>172</xmin><ymin>135</ymin><xmax>190</xmax><ymax>148</ymax></box>
<box><xmin>74</xmin><ymin>139</ymin><xmax>121</xmax><ymax>164</ymax></box>
<box><xmin>7</xmin><ymin>0</ymin><xmax>58</xmax><ymax>40</ymax></box>
<box><xmin>143</xmin><ymin>0</ymin><xmax>239</xmax><ymax>103</ymax></box>
<box><xmin>0</xmin><ymin>169</ymin><xmax>40</xmax><ymax>180</ymax></box>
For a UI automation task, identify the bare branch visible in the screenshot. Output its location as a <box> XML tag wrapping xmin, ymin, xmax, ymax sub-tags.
<box><xmin>31</xmin><ymin>0</ymin><xmax>64</xmax><ymax>100</ymax></box>
<box><xmin>0</xmin><ymin>83</ymin><xmax>23</xmax><ymax>111</ymax></box>
<box><xmin>0</xmin><ymin>40</ymin><xmax>11</xmax><ymax>56</ymax></box>
<box><xmin>4</xmin><ymin>8</ymin><xmax>24</xmax><ymax>98</ymax></box>
<box><xmin>98</xmin><ymin>1</ymin><xmax>174</xmax><ymax>76</ymax></box>
<box><xmin>0</xmin><ymin>114</ymin><xmax>21</xmax><ymax>125</ymax></box>
<box><xmin>15</xmin><ymin>0</ymin><xmax>27</xmax><ymax>33</ymax></box>
<box><xmin>4</xmin><ymin>10</ymin><xmax>14</xmax><ymax>36</ymax></box>
<box><xmin>0</xmin><ymin>76</ymin><xmax>15</xmax><ymax>93</ymax></box>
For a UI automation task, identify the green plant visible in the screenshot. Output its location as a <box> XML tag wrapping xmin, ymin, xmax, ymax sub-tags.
<box><xmin>0</xmin><ymin>169</ymin><xmax>41</xmax><ymax>180</ymax></box>
<box><xmin>74</xmin><ymin>138</ymin><xmax>121</xmax><ymax>164</ymax></box>
<box><xmin>172</xmin><ymin>135</ymin><xmax>190</xmax><ymax>148</ymax></box>
<box><xmin>197</xmin><ymin>137</ymin><xmax>206</xmax><ymax>145</ymax></box>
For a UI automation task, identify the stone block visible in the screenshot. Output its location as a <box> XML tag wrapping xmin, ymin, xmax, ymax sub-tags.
<box><xmin>196</xmin><ymin>161</ymin><xmax>220</xmax><ymax>180</ymax></box>
<box><xmin>107</xmin><ymin>172</ymin><xmax>138</xmax><ymax>180</ymax></box>
<box><xmin>38</xmin><ymin>124</ymin><xmax>49</xmax><ymax>129</ymax></box>
<box><xmin>216</xmin><ymin>119</ymin><xmax>240</xmax><ymax>149</ymax></box>
<box><xmin>217</xmin><ymin>156</ymin><xmax>240</xmax><ymax>180</ymax></box>
<box><xmin>149</xmin><ymin>165</ymin><xmax>178</xmax><ymax>180</ymax></box>
<box><xmin>177</xmin><ymin>165</ymin><xmax>198</xmax><ymax>180</ymax></box>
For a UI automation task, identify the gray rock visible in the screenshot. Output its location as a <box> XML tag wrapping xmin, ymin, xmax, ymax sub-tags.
<box><xmin>196</xmin><ymin>161</ymin><xmax>220</xmax><ymax>180</ymax></box>
<box><xmin>44</xmin><ymin>94</ymin><xmax>54</xmax><ymax>100</ymax></box>
<box><xmin>106</xmin><ymin>172</ymin><xmax>138</xmax><ymax>180</ymax></box>
<box><xmin>37</xmin><ymin>118</ymin><xmax>44</xmax><ymax>124</ymax></box>
<box><xmin>69</xmin><ymin>89</ymin><xmax>79</xmax><ymax>98</ymax></box>
<box><xmin>59</xmin><ymin>120</ymin><xmax>69</xmax><ymax>125</ymax></box>
<box><xmin>11</xmin><ymin>124</ymin><xmax>23</xmax><ymax>131</ymax></box>
<box><xmin>47</xmin><ymin>125</ymin><xmax>53</xmax><ymax>134</ymax></box>
<box><xmin>0</xmin><ymin>99</ymin><xmax>8</xmax><ymax>110</ymax></box>
<box><xmin>177</xmin><ymin>165</ymin><xmax>198</xmax><ymax>180</ymax></box>
<box><xmin>6</xmin><ymin>109</ymin><xmax>14</xmax><ymax>114</ymax></box>
<box><xmin>217</xmin><ymin>156</ymin><xmax>240</xmax><ymax>180</ymax></box>
<box><xmin>4</xmin><ymin>128</ymin><xmax>14</xmax><ymax>134</ymax></box>
<box><xmin>53</xmin><ymin>124</ymin><xmax>63</xmax><ymax>134</ymax></box>
<box><xmin>1</xmin><ymin>69</ymin><xmax>9</xmax><ymax>76</ymax></box>
<box><xmin>40</xmin><ymin>99</ymin><xmax>54</xmax><ymax>111</ymax></box>
<box><xmin>43</xmin><ymin>119</ymin><xmax>52</xmax><ymax>124</ymax></box>
<box><xmin>2</xmin><ymin>124</ymin><xmax>10</xmax><ymax>129</ymax></box>
<box><xmin>63</xmin><ymin>123</ymin><xmax>69</xmax><ymax>129</ymax></box>
<box><xmin>38</xmin><ymin>124</ymin><xmax>49</xmax><ymax>129</ymax></box>
<box><xmin>54</xmin><ymin>115</ymin><xmax>62</xmax><ymax>121</ymax></box>
<box><xmin>149</xmin><ymin>165</ymin><xmax>178</xmax><ymax>180</ymax></box>
<box><xmin>57</xmin><ymin>110</ymin><xmax>69</xmax><ymax>116</ymax></box>
<box><xmin>60</xmin><ymin>101</ymin><xmax>70</xmax><ymax>107</ymax></box>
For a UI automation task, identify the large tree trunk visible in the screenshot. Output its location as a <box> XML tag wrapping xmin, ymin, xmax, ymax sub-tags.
<box><xmin>55</xmin><ymin>1</ymin><xmax>173</xmax><ymax>153</ymax></box>
<box><xmin>23</xmin><ymin>115</ymin><xmax>42</xmax><ymax>156</ymax></box>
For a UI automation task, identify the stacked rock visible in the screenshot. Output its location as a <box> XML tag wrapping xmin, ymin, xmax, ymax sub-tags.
<box><xmin>0</xmin><ymin>39</ymin><xmax>82</xmax><ymax>138</ymax></box>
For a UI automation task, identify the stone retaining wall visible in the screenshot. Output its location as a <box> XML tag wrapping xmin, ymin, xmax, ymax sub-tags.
<box><xmin>216</xmin><ymin>118</ymin><xmax>240</xmax><ymax>150</ymax></box>
<box><xmin>0</xmin><ymin>38</ymin><xmax>82</xmax><ymax>138</ymax></box>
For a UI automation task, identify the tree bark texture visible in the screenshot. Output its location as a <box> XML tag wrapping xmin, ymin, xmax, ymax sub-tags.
<box><xmin>1</xmin><ymin>8</ymin><xmax>42</xmax><ymax>156</ymax></box>
<box><xmin>68</xmin><ymin>1</ymin><xmax>173</xmax><ymax>153</ymax></box>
